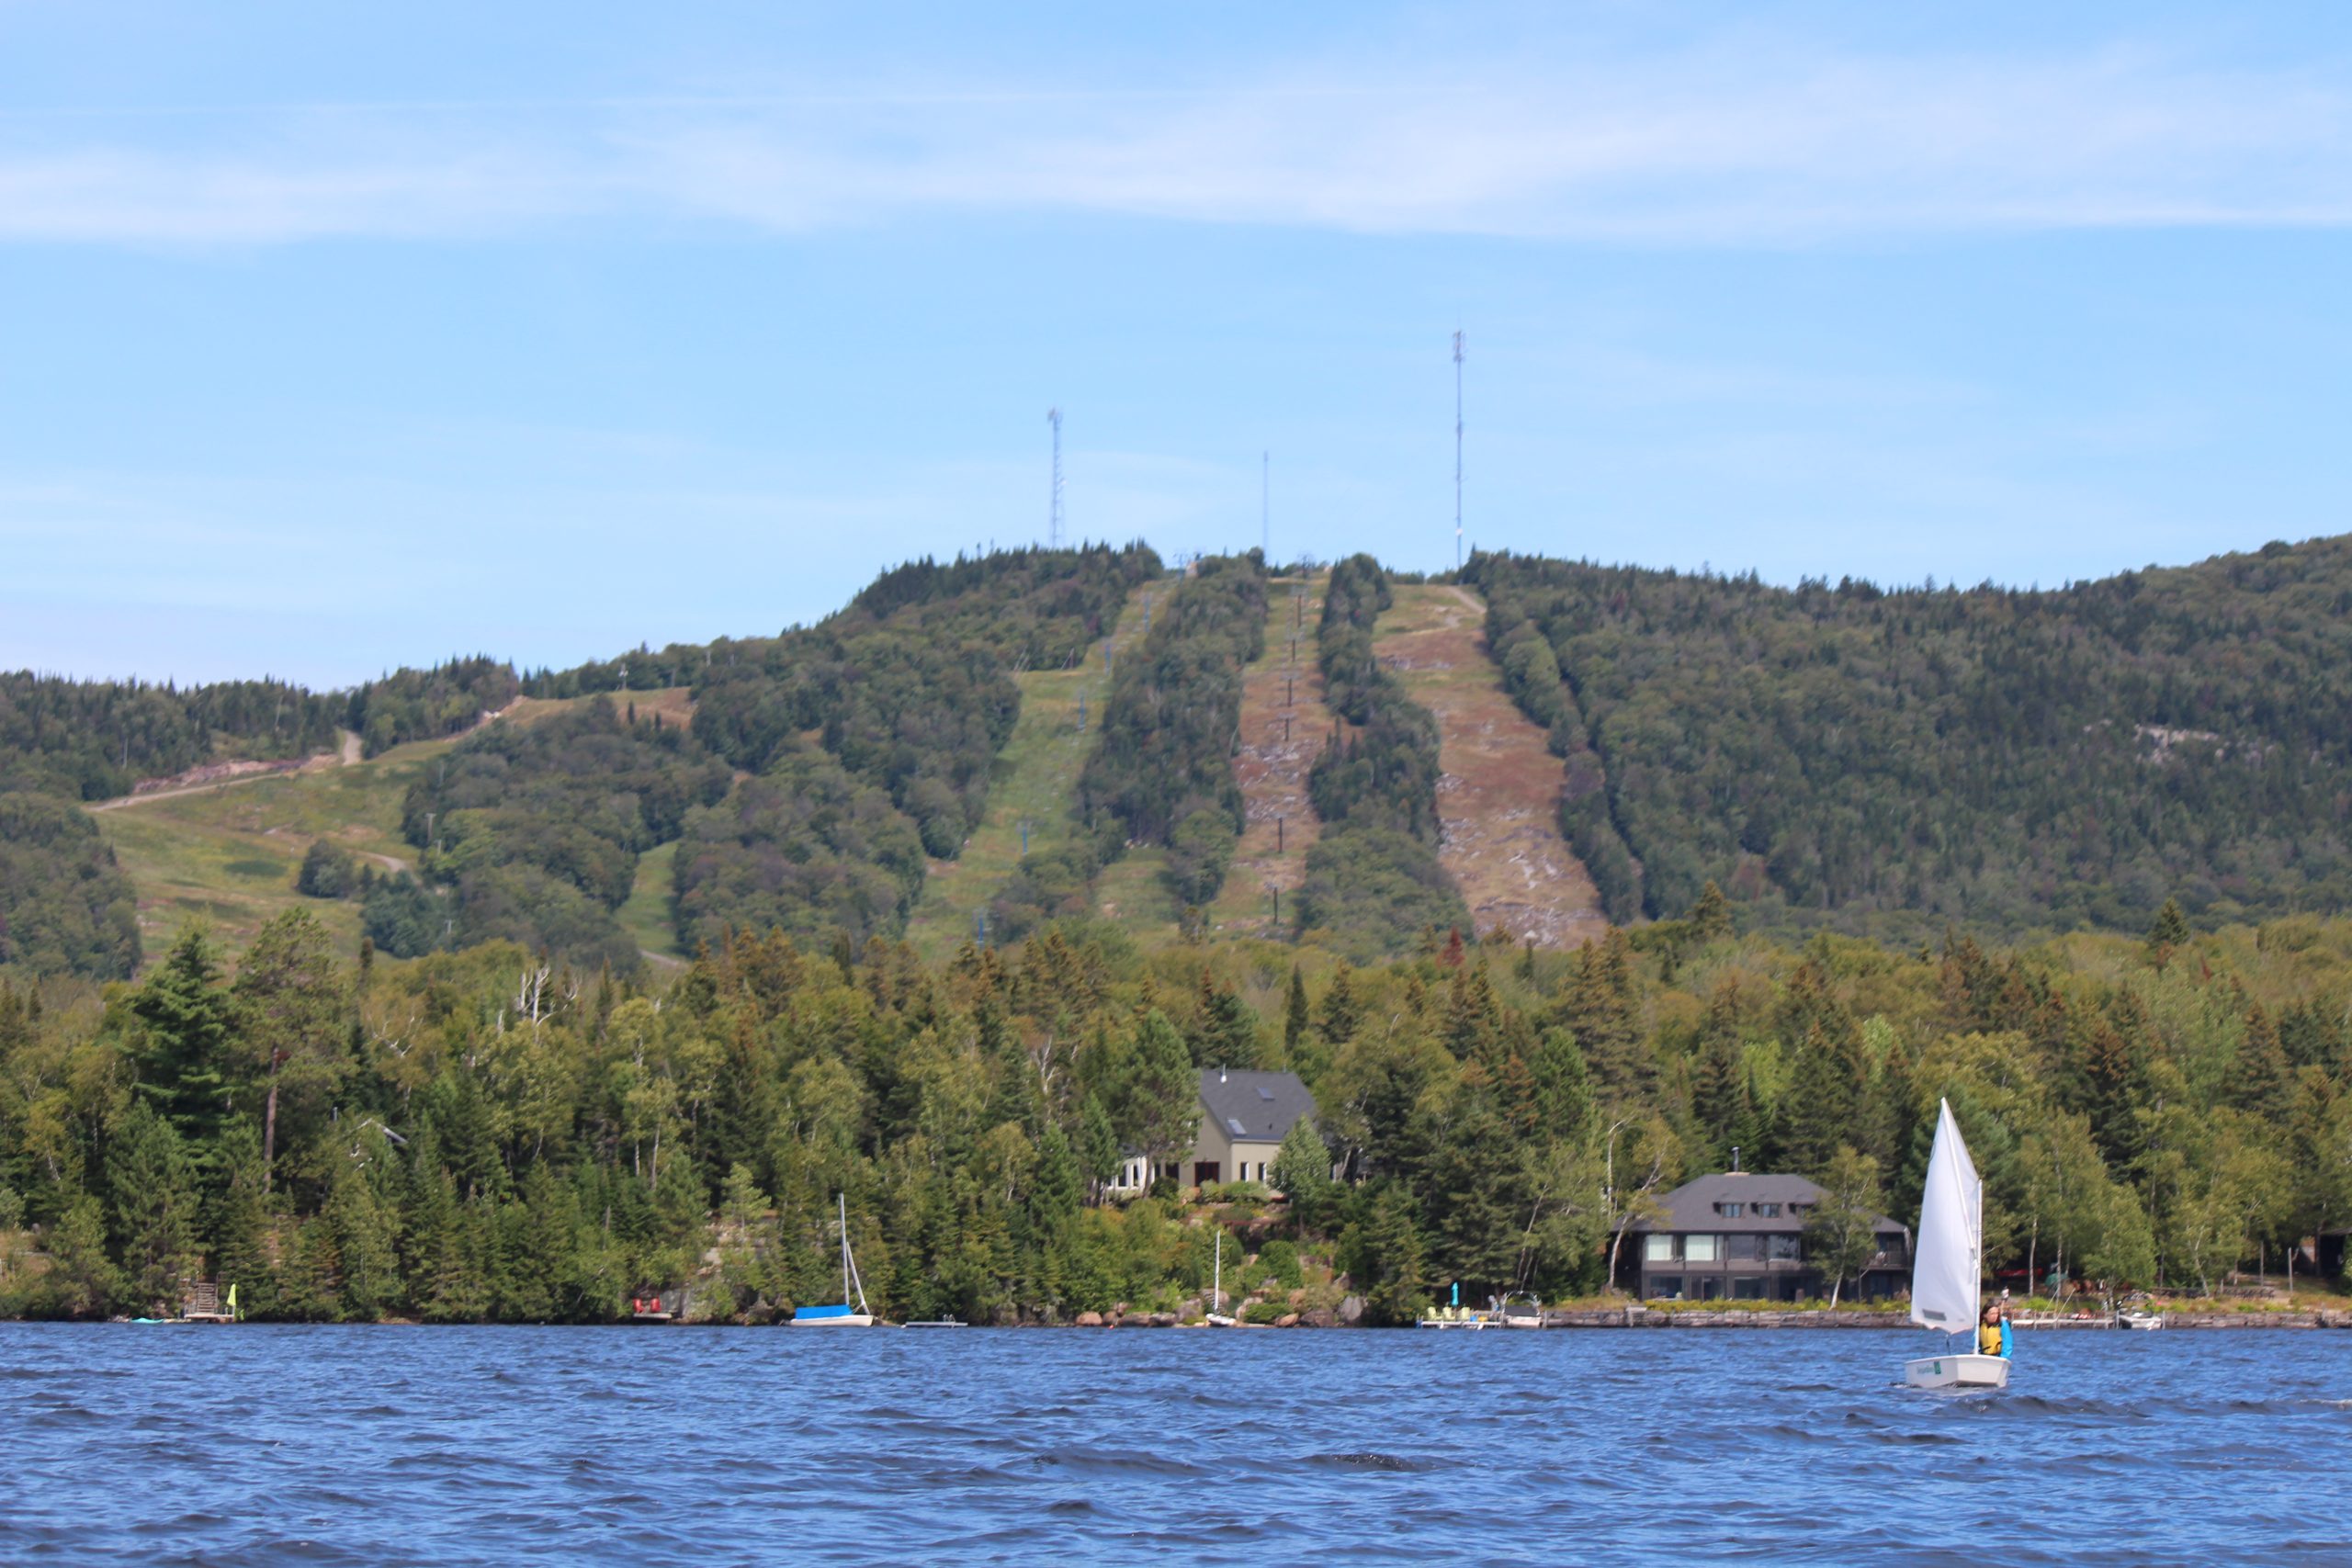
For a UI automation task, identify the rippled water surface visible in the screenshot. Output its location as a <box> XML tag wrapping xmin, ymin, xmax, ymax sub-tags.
<box><xmin>5</xmin><ymin>1323</ymin><xmax>2349</xmax><ymax>1564</ymax></box>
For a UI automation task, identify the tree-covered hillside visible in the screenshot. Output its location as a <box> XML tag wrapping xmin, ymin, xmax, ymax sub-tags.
<box><xmin>6</xmin><ymin>893</ymin><xmax>2348</xmax><ymax>1324</ymax></box>
<box><xmin>1469</xmin><ymin>536</ymin><xmax>2352</xmax><ymax>941</ymax></box>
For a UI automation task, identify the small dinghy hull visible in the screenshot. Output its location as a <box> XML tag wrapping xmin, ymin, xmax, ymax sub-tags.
<box><xmin>791</xmin><ymin>1310</ymin><xmax>875</xmax><ymax>1327</ymax></box>
<box><xmin>1902</xmin><ymin>1353</ymin><xmax>2010</xmax><ymax>1391</ymax></box>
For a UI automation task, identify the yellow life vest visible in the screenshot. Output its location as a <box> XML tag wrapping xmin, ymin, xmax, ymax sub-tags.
<box><xmin>1978</xmin><ymin>1323</ymin><xmax>2003</xmax><ymax>1356</ymax></box>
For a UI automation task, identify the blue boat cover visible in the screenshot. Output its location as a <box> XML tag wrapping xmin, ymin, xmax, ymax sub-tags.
<box><xmin>793</xmin><ymin>1303</ymin><xmax>857</xmax><ymax>1319</ymax></box>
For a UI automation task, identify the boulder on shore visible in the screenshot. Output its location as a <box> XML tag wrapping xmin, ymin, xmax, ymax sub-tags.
<box><xmin>1075</xmin><ymin>1311</ymin><xmax>1104</xmax><ymax>1328</ymax></box>
<box><xmin>1337</xmin><ymin>1294</ymin><xmax>1366</xmax><ymax>1326</ymax></box>
<box><xmin>1275</xmin><ymin>1313</ymin><xmax>1301</xmax><ymax>1328</ymax></box>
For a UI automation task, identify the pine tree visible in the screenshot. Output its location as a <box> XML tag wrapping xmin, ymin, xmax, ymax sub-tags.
<box><xmin>130</xmin><ymin>930</ymin><xmax>234</xmax><ymax>1149</ymax></box>
<box><xmin>106</xmin><ymin>1100</ymin><xmax>200</xmax><ymax>1313</ymax></box>
<box><xmin>1077</xmin><ymin>1094</ymin><xmax>1120</xmax><ymax>1202</ymax></box>
<box><xmin>1283</xmin><ymin>964</ymin><xmax>1311</xmax><ymax>1055</ymax></box>
<box><xmin>40</xmin><ymin>1195</ymin><xmax>121</xmax><ymax>1318</ymax></box>
<box><xmin>1354</xmin><ymin>1183</ymin><xmax>1428</xmax><ymax>1326</ymax></box>
<box><xmin>1687</xmin><ymin>880</ymin><xmax>1733</xmax><ymax>942</ymax></box>
<box><xmin>2145</xmin><ymin>897</ymin><xmax>2189</xmax><ymax>964</ymax></box>
<box><xmin>1122</xmin><ymin>1010</ymin><xmax>1198</xmax><ymax>1186</ymax></box>
<box><xmin>206</xmin><ymin>1119</ymin><xmax>277</xmax><ymax>1318</ymax></box>
<box><xmin>1318</xmin><ymin>964</ymin><xmax>1363</xmax><ymax>1044</ymax></box>
<box><xmin>1779</xmin><ymin>1021</ymin><xmax>1868</xmax><ymax>1178</ymax></box>
<box><xmin>1562</xmin><ymin>931</ymin><xmax>1645</xmax><ymax>1102</ymax></box>
<box><xmin>1528</xmin><ymin>1028</ymin><xmax>1594</xmax><ymax>1143</ymax></box>
<box><xmin>2232</xmin><ymin>1004</ymin><xmax>2293</xmax><ymax>1123</ymax></box>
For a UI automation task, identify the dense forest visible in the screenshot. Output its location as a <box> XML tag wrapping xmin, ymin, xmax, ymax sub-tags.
<box><xmin>1295</xmin><ymin>555</ymin><xmax>1470</xmax><ymax>958</ymax></box>
<box><xmin>1467</xmin><ymin>535</ymin><xmax>2352</xmax><ymax>941</ymax></box>
<box><xmin>4</xmin><ymin>895</ymin><xmax>2348</xmax><ymax>1324</ymax></box>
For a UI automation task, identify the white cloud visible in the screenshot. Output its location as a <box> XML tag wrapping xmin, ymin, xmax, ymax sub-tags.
<box><xmin>1</xmin><ymin>39</ymin><xmax>2349</xmax><ymax>243</ymax></box>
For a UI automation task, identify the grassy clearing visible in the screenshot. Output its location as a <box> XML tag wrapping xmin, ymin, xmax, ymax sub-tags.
<box><xmin>619</xmin><ymin>840</ymin><xmax>684</xmax><ymax>963</ymax></box>
<box><xmin>94</xmin><ymin>690</ymin><xmax>700</xmax><ymax>968</ymax></box>
<box><xmin>903</xmin><ymin>582</ymin><xmax>1170</xmax><ymax>963</ymax></box>
<box><xmin>1092</xmin><ymin>846</ymin><xmax>1180</xmax><ymax>948</ymax></box>
<box><xmin>1375</xmin><ymin>584</ymin><xmax>1606</xmax><ymax>949</ymax></box>
<box><xmin>98</xmin><ymin>734</ymin><xmax>456</xmax><ymax>963</ymax></box>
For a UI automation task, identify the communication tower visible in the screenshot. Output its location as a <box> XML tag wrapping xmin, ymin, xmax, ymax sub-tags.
<box><xmin>1047</xmin><ymin>407</ymin><xmax>1065</xmax><ymax>548</ymax></box>
<box><xmin>1453</xmin><ymin>331</ymin><xmax>1464</xmax><ymax>570</ymax></box>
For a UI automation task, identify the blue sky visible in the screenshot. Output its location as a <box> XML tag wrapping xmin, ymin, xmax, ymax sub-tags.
<box><xmin>4</xmin><ymin>1</ymin><xmax>2349</xmax><ymax>685</ymax></box>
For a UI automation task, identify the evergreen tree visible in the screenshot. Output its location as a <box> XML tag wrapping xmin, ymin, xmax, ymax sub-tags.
<box><xmin>1283</xmin><ymin>964</ymin><xmax>1311</xmax><ymax>1056</ymax></box>
<box><xmin>2232</xmin><ymin>1004</ymin><xmax>2293</xmax><ymax>1123</ymax></box>
<box><xmin>1077</xmin><ymin>1094</ymin><xmax>1120</xmax><ymax>1202</ymax></box>
<box><xmin>1351</xmin><ymin>1183</ymin><xmax>1427</xmax><ymax>1326</ymax></box>
<box><xmin>206</xmin><ymin>1119</ymin><xmax>277</xmax><ymax>1319</ymax></box>
<box><xmin>129</xmin><ymin>930</ymin><xmax>234</xmax><ymax>1149</ymax></box>
<box><xmin>40</xmin><ymin>1195</ymin><xmax>121</xmax><ymax>1318</ymax></box>
<box><xmin>1688</xmin><ymin>880</ymin><xmax>1733</xmax><ymax>942</ymax></box>
<box><xmin>1120</xmin><ymin>1010</ymin><xmax>1198</xmax><ymax>1188</ymax></box>
<box><xmin>2145</xmin><ymin>897</ymin><xmax>2190</xmax><ymax>963</ymax></box>
<box><xmin>1318</xmin><ymin>964</ymin><xmax>1363</xmax><ymax>1044</ymax></box>
<box><xmin>106</xmin><ymin>1100</ymin><xmax>199</xmax><ymax>1313</ymax></box>
<box><xmin>1779</xmin><ymin>1021</ymin><xmax>1868</xmax><ymax>1178</ymax></box>
<box><xmin>1527</xmin><ymin>1028</ymin><xmax>1594</xmax><ymax>1143</ymax></box>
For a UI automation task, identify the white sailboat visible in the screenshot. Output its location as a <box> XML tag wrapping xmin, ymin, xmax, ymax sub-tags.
<box><xmin>792</xmin><ymin>1192</ymin><xmax>876</xmax><ymax>1326</ymax></box>
<box><xmin>1902</xmin><ymin>1100</ymin><xmax>2009</xmax><ymax>1390</ymax></box>
<box><xmin>1205</xmin><ymin>1228</ymin><xmax>1237</xmax><ymax>1326</ymax></box>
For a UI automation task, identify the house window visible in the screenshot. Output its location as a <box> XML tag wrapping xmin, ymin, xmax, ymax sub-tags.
<box><xmin>1731</xmin><ymin>1277</ymin><xmax>1767</xmax><ymax>1300</ymax></box>
<box><xmin>1726</xmin><ymin>1234</ymin><xmax>1762</xmax><ymax>1261</ymax></box>
<box><xmin>1685</xmin><ymin>1234</ymin><xmax>1720</xmax><ymax>1263</ymax></box>
<box><xmin>1767</xmin><ymin>1235</ymin><xmax>1803</xmax><ymax>1262</ymax></box>
<box><xmin>1644</xmin><ymin>1235</ymin><xmax>1679</xmax><ymax>1262</ymax></box>
<box><xmin>1876</xmin><ymin>1233</ymin><xmax>1904</xmax><ymax>1260</ymax></box>
<box><xmin>1715</xmin><ymin>1202</ymin><xmax>1745</xmax><ymax>1218</ymax></box>
<box><xmin>1649</xmin><ymin>1276</ymin><xmax>1683</xmax><ymax>1300</ymax></box>
<box><xmin>1754</xmin><ymin>1202</ymin><xmax>1781</xmax><ymax>1217</ymax></box>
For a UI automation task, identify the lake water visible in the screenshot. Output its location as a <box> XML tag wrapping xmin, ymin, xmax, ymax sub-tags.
<box><xmin>4</xmin><ymin>1323</ymin><xmax>2347</xmax><ymax>1564</ymax></box>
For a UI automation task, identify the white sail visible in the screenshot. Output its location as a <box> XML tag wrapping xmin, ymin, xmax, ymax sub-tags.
<box><xmin>1909</xmin><ymin>1099</ymin><xmax>1983</xmax><ymax>1335</ymax></box>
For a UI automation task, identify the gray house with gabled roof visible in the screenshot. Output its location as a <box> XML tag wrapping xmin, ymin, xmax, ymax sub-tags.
<box><xmin>1112</xmin><ymin>1067</ymin><xmax>1319</xmax><ymax>1193</ymax></box>
<box><xmin>1620</xmin><ymin>1170</ymin><xmax>1911</xmax><ymax>1303</ymax></box>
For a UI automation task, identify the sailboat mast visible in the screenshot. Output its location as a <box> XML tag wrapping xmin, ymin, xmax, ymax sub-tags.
<box><xmin>1971</xmin><ymin>1176</ymin><xmax>1984</xmax><ymax>1339</ymax></box>
<box><xmin>840</xmin><ymin>1191</ymin><xmax>851</xmax><ymax>1306</ymax></box>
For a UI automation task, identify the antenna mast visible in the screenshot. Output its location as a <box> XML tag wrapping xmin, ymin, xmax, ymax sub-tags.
<box><xmin>1452</xmin><ymin>330</ymin><xmax>1464</xmax><ymax>571</ymax></box>
<box><xmin>1047</xmin><ymin>407</ymin><xmax>1065</xmax><ymax>548</ymax></box>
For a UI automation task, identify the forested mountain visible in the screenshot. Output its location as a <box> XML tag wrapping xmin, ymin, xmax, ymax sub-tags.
<box><xmin>9</xmin><ymin>534</ymin><xmax>2352</xmax><ymax>1323</ymax></box>
<box><xmin>1468</xmin><ymin>535</ymin><xmax>2352</xmax><ymax>941</ymax></box>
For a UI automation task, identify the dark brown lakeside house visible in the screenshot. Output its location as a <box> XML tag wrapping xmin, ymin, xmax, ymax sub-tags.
<box><xmin>1620</xmin><ymin>1171</ymin><xmax>1911</xmax><ymax>1303</ymax></box>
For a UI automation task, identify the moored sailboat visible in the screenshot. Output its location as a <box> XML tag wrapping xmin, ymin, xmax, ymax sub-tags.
<box><xmin>1902</xmin><ymin>1099</ymin><xmax>2009</xmax><ymax>1390</ymax></box>
<box><xmin>793</xmin><ymin>1192</ymin><xmax>876</xmax><ymax>1326</ymax></box>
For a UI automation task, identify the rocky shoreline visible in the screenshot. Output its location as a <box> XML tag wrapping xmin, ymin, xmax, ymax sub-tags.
<box><xmin>1043</xmin><ymin>1304</ymin><xmax>2352</xmax><ymax>1330</ymax></box>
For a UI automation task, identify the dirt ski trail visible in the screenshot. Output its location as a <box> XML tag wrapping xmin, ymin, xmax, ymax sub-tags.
<box><xmin>1374</xmin><ymin>583</ymin><xmax>1607</xmax><ymax>948</ymax></box>
<box><xmin>1207</xmin><ymin>577</ymin><xmax>1341</xmax><ymax>937</ymax></box>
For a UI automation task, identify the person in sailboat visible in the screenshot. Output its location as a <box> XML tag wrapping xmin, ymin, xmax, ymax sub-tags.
<box><xmin>1978</xmin><ymin>1302</ymin><xmax>2013</xmax><ymax>1359</ymax></box>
